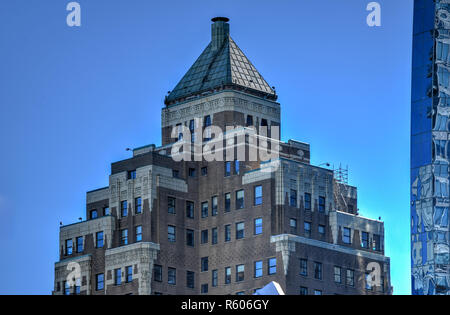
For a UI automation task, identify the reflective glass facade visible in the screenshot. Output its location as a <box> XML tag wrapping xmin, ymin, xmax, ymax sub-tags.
<box><xmin>411</xmin><ymin>0</ymin><xmax>450</xmax><ymax>295</ymax></box>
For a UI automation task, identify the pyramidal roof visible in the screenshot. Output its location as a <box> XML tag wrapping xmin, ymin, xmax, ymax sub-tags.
<box><xmin>165</xmin><ymin>17</ymin><xmax>276</xmax><ymax>105</ymax></box>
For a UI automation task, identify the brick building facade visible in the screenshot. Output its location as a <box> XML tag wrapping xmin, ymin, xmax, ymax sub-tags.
<box><xmin>53</xmin><ymin>17</ymin><xmax>391</xmax><ymax>295</ymax></box>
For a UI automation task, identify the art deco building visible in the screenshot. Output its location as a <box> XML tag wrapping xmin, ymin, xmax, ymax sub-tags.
<box><xmin>411</xmin><ymin>0</ymin><xmax>450</xmax><ymax>295</ymax></box>
<box><xmin>53</xmin><ymin>17</ymin><xmax>391</xmax><ymax>295</ymax></box>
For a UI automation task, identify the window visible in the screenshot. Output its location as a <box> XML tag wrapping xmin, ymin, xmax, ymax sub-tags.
<box><xmin>201</xmin><ymin>230</ymin><xmax>208</xmax><ymax>244</ymax></box>
<box><xmin>212</xmin><ymin>270</ymin><xmax>218</xmax><ymax>287</ymax></box>
<box><xmin>319</xmin><ymin>196</ymin><xmax>326</xmax><ymax>213</ymax></box>
<box><xmin>168</xmin><ymin>197</ymin><xmax>176</xmax><ymax>214</ymax></box>
<box><xmin>346</xmin><ymin>269</ymin><xmax>355</xmax><ymax>286</ymax></box>
<box><xmin>224</xmin><ymin>193</ymin><xmax>231</xmax><ymax>212</ymax></box>
<box><xmin>103</xmin><ymin>207</ymin><xmax>110</xmax><ymax>216</ymax></box>
<box><xmin>212</xmin><ymin>227</ymin><xmax>218</xmax><ymax>245</ymax></box>
<box><xmin>236</xmin><ymin>190</ymin><xmax>244</xmax><ymax>209</ymax></box>
<box><xmin>236</xmin><ymin>222</ymin><xmax>245</xmax><ymax>239</ymax></box>
<box><xmin>96</xmin><ymin>273</ymin><xmax>104</xmax><ymax>291</ymax></box>
<box><xmin>373</xmin><ymin>234</ymin><xmax>381</xmax><ymax>251</ymax></box>
<box><xmin>225</xmin><ymin>267</ymin><xmax>231</xmax><ymax>284</ymax></box>
<box><xmin>90</xmin><ymin>209</ymin><xmax>98</xmax><ymax>219</ymax></box>
<box><xmin>290</xmin><ymin>219</ymin><xmax>297</xmax><ymax>233</ymax></box>
<box><xmin>300</xmin><ymin>287</ymin><xmax>308</xmax><ymax>295</ymax></box>
<box><xmin>290</xmin><ymin>189</ymin><xmax>297</xmax><ymax>207</ymax></box>
<box><xmin>188</xmin><ymin>168</ymin><xmax>196</xmax><ymax>177</ymax></box>
<box><xmin>115</xmin><ymin>268</ymin><xmax>122</xmax><ymax>285</ymax></box>
<box><xmin>365</xmin><ymin>273</ymin><xmax>373</xmax><ymax>291</ymax></box>
<box><xmin>268</xmin><ymin>258</ymin><xmax>276</xmax><ymax>275</ymax></box>
<box><xmin>343</xmin><ymin>227</ymin><xmax>351</xmax><ymax>244</ymax></box>
<box><xmin>246</xmin><ymin>115</ymin><xmax>253</xmax><ymax>126</ymax></box>
<box><xmin>254</xmin><ymin>261</ymin><xmax>263</xmax><ymax>278</ymax></box>
<box><xmin>361</xmin><ymin>232</ymin><xmax>369</xmax><ymax>248</ymax></box>
<box><xmin>168</xmin><ymin>268</ymin><xmax>176</xmax><ymax>285</ymax></box>
<box><xmin>318</xmin><ymin>225</ymin><xmax>325</xmax><ymax>236</ymax></box>
<box><xmin>120</xmin><ymin>229</ymin><xmax>128</xmax><ymax>245</ymax></box>
<box><xmin>225</xmin><ymin>162</ymin><xmax>231</xmax><ymax>177</ymax></box>
<box><xmin>314</xmin><ymin>290</ymin><xmax>322</xmax><ymax>295</ymax></box>
<box><xmin>186</xmin><ymin>271</ymin><xmax>195</xmax><ymax>289</ymax></box>
<box><xmin>261</xmin><ymin>118</ymin><xmax>268</xmax><ymax>127</ymax></box>
<box><xmin>201</xmin><ymin>257</ymin><xmax>209</xmax><ymax>272</ymax></box>
<box><xmin>334</xmin><ymin>266</ymin><xmax>342</xmax><ymax>284</ymax></box>
<box><xmin>186</xmin><ymin>229</ymin><xmax>195</xmax><ymax>247</ymax></box>
<box><xmin>225</xmin><ymin>225</ymin><xmax>231</xmax><ymax>242</ymax></box>
<box><xmin>172</xmin><ymin>169</ymin><xmax>180</xmax><ymax>178</ymax></box>
<box><xmin>254</xmin><ymin>186</ymin><xmax>262</xmax><ymax>205</ymax></box>
<box><xmin>126</xmin><ymin>266</ymin><xmax>133</xmax><ymax>283</ymax></box>
<box><xmin>201</xmin><ymin>166</ymin><xmax>208</xmax><ymax>176</ymax></box>
<box><xmin>314</xmin><ymin>262</ymin><xmax>322</xmax><ymax>280</ymax></box>
<box><xmin>135</xmin><ymin>197</ymin><xmax>142</xmax><ymax>214</ymax></box>
<box><xmin>254</xmin><ymin>218</ymin><xmax>263</xmax><ymax>235</ymax></box>
<box><xmin>212</xmin><ymin>196</ymin><xmax>218</xmax><ymax>216</ymax></box>
<box><xmin>201</xmin><ymin>202</ymin><xmax>208</xmax><ymax>218</ymax></box>
<box><xmin>74</xmin><ymin>278</ymin><xmax>81</xmax><ymax>295</ymax></box>
<box><xmin>299</xmin><ymin>259</ymin><xmax>308</xmax><ymax>276</ymax></box>
<box><xmin>96</xmin><ymin>232</ymin><xmax>104</xmax><ymax>248</ymax></box>
<box><xmin>204</xmin><ymin>115</ymin><xmax>211</xmax><ymax>127</ymax></box>
<box><xmin>168</xmin><ymin>225</ymin><xmax>176</xmax><ymax>242</ymax></box>
<box><xmin>121</xmin><ymin>200</ymin><xmax>128</xmax><ymax>217</ymax></box>
<box><xmin>236</xmin><ymin>265</ymin><xmax>245</xmax><ymax>282</ymax></box>
<box><xmin>76</xmin><ymin>237</ymin><xmax>83</xmax><ymax>253</ymax></box>
<box><xmin>136</xmin><ymin>226</ymin><xmax>142</xmax><ymax>242</ymax></box>
<box><xmin>304</xmin><ymin>222</ymin><xmax>311</xmax><ymax>238</ymax></box>
<box><xmin>380</xmin><ymin>276</ymin><xmax>385</xmax><ymax>293</ymax></box>
<box><xmin>201</xmin><ymin>284</ymin><xmax>209</xmax><ymax>294</ymax></box>
<box><xmin>128</xmin><ymin>170</ymin><xmax>136</xmax><ymax>180</ymax></box>
<box><xmin>189</xmin><ymin>119</ymin><xmax>195</xmax><ymax>132</ymax></box>
<box><xmin>234</xmin><ymin>160</ymin><xmax>240</xmax><ymax>174</ymax></box>
<box><xmin>304</xmin><ymin>193</ymin><xmax>311</xmax><ymax>210</ymax></box>
<box><xmin>176</xmin><ymin>123</ymin><xmax>183</xmax><ymax>141</ymax></box>
<box><xmin>65</xmin><ymin>239</ymin><xmax>73</xmax><ymax>255</ymax></box>
<box><xmin>64</xmin><ymin>281</ymin><xmax>70</xmax><ymax>295</ymax></box>
<box><xmin>186</xmin><ymin>201</ymin><xmax>194</xmax><ymax>219</ymax></box>
<box><xmin>154</xmin><ymin>265</ymin><xmax>162</xmax><ymax>282</ymax></box>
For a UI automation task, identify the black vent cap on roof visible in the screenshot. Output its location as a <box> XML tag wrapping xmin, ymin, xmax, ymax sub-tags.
<box><xmin>211</xmin><ymin>17</ymin><xmax>230</xmax><ymax>23</ymax></box>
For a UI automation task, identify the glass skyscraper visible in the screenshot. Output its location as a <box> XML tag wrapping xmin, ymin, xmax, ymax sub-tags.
<box><xmin>411</xmin><ymin>0</ymin><xmax>450</xmax><ymax>295</ymax></box>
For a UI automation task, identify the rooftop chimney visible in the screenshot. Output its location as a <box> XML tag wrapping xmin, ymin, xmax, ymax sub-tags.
<box><xmin>211</xmin><ymin>17</ymin><xmax>230</xmax><ymax>52</ymax></box>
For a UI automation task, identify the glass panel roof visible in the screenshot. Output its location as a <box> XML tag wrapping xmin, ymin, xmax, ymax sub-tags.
<box><xmin>167</xmin><ymin>36</ymin><xmax>275</xmax><ymax>102</ymax></box>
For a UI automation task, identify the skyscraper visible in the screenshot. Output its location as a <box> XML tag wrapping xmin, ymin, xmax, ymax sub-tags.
<box><xmin>53</xmin><ymin>18</ymin><xmax>391</xmax><ymax>295</ymax></box>
<box><xmin>411</xmin><ymin>0</ymin><xmax>450</xmax><ymax>295</ymax></box>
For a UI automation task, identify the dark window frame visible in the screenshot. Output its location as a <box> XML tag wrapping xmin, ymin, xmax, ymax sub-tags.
<box><xmin>186</xmin><ymin>229</ymin><xmax>195</xmax><ymax>247</ymax></box>
<box><xmin>236</xmin><ymin>222</ymin><xmax>245</xmax><ymax>240</ymax></box>
<box><xmin>304</xmin><ymin>193</ymin><xmax>311</xmax><ymax>210</ymax></box>
<box><xmin>236</xmin><ymin>190</ymin><xmax>245</xmax><ymax>210</ymax></box>
<box><xmin>318</xmin><ymin>196</ymin><xmax>326</xmax><ymax>212</ymax></box>
<box><xmin>168</xmin><ymin>196</ymin><xmax>176</xmax><ymax>214</ymax></box>
<box><xmin>168</xmin><ymin>225</ymin><xmax>176</xmax><ymax>243</ymax></box>
<box><xmin>168</xmin><ymin>268</ymin><xmax>176</xmax><ymax>285</ymax></box>
<box><xmin>254</xmin><ymin>218</ymin><xmax>263</xmax><ymax>235</ymax></box>
<box><xmin>254</xmin><ymin>185</ymin><xmax>263</xmax><ymax>206</ymax></box>
<box><xmin>135</xmin><ymin>197</ymin><xmax>142</xmax><ymax>214</ymax></box>
<box><xmin>96</xmin><ymin>273</ymin><xmax>104</xmax><ymax>291</ymax></box>
<box><xmin>314</xmin><ymin>262</ymin><xmax>323</xmax><ymax>280</ymax></box>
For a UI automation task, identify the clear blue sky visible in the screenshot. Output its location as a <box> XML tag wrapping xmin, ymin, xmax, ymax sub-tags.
<box><xmin>0</xmin><ymin>0</ymin><xmax>412</xmax><ymax>294</ymax></box>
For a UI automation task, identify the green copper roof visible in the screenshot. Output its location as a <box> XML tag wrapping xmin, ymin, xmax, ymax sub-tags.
<box><xmin>166</xmin><ymin>18</ymin><xmax>276</xmax><ymax>104</ymax></box>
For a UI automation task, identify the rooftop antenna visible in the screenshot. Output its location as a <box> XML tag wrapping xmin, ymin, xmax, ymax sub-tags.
<box><xmin>333</xmin><ymin>164</ymin><xmax>348</xmax><ymax>184</ymax></box>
